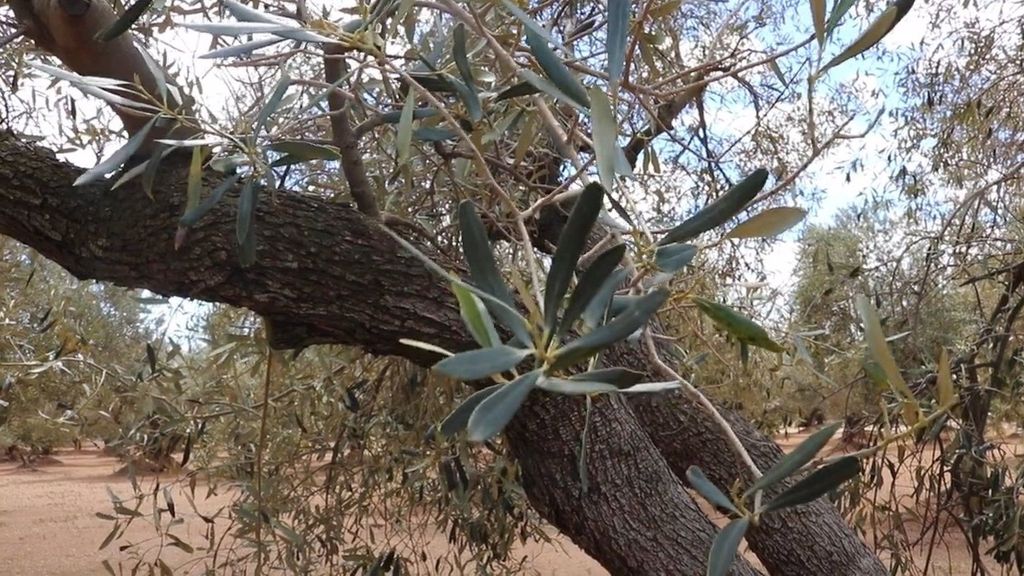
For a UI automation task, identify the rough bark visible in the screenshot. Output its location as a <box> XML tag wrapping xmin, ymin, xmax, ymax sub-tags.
<box><xmin>0</xmin><ymin>134</ymin><xmax>761</xmax><ymax>575</ymax></box>
<box><xmin>631</xmin><ymin>395</ymin><xmax>885</xmax><ymax>576</ymax></box>
<box><xmin>596</xmin><ymin>347</ymin><xmax>887</xmax><ymax>576</ymax></box>
<box><xmin>508</xmin><ymin>394</ymin><xmax>758</xmax><ymax>576</ymax></box>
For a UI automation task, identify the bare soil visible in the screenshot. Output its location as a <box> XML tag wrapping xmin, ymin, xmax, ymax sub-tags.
<box><xmin>0</xmin><ymin>449</ymin><xmax>604</xmax><ymax>575</ymax></box>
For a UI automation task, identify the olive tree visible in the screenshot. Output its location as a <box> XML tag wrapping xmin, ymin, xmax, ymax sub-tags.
<box><xmin>0</xmin><ymin>0</ymin><xmax>924</xmax><ymax>573</ymax></box>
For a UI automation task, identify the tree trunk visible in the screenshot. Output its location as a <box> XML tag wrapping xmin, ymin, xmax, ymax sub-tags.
<box><xmin>508</xmin><ymin>394</ymin><xmax>758</xmax><ymax>576</ymax></box>
<box><xmin>630</xmin><ymin>395</ymin><xmax>886</xmax><ymax>576</ymax></box>
<box><xmin>0</xmin><ymin>132</ymin><xmax>883</xmax><ymax>575</ymax></box>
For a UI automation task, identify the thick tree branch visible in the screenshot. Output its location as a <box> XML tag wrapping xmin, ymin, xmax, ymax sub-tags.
<box><xmin>0</xmin><ymin>131</ymin><xmax>883</xmax><ymax>575</ymax></box>
<box><xmin>0</xmin><ymin>133</ymin><xmax>761</xmax><ymax>576</ymax></box>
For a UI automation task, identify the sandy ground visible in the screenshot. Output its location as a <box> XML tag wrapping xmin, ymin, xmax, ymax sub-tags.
<box><xmin>0</xmin><ymin>431</ymin><xmax>1013</xmax><ymax>575</ymax></box>
<box><xmin>0</xmin><ymin>449</ymin><xmax>605</xmax><ymax>576</ymax></box>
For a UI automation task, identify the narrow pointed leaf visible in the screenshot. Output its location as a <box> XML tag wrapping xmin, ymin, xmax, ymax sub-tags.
<box><xmin>182</xmin><ymin>22</ymin><xmax>297</xmax><ymax>36</ymax></box>
<box><xmin>824</xmin><ymin>0</ymin><xmax>857</xmax><ymax>39</ymax></box>
<box><xmin>256</xmin><ymin>74</ymin><xmax>291</xmax><ymax>133</ymax></box>
<box><xmin>551</xmin><ymin>289</ymin><xmax>669</xmax><ymax>371</ymax></box>
<box><xmin>618</xmin><ymin>381</ymin><xmax>682</xmax><ymax>393</ymax></box>
<box><xmin>467</xmin><ymin>369</ymin><xmax>541</xmax><ymax>442</ymax></box>
<box><xmin>819</xmin><ymin>0</ymin><xmax>916</xmax><ymax>75</ymax></box>
<box><xmin>435</xmin><ymin>383</ymin><xmax>502</xmax><ymax>438</ymax></box>
<box><xmin>855</xmin><ymin>295</ymin><xmax>916</xmax><ymax>400</ymax></box>
<box><xmin>413</xmin><ymin>127</ymin><xmax>458</xmax><ymax>142</ymax></box>
<box><xmin>655</xmin><ymin>243</ymin><xmax>698</xmax><ymax>273</ymax></box>
<box><xmin>111</xmin><ymin>141</ymin><xmax>172</xmax><ymax>190</ymax></box>
<box><xmin>200</xmin><ymin>38</ymin><xmax>285</xmax><ymax>60</ymax></box>
<box><xmin>810</xmin><ymin>0</ymin><xmax>826</xmax><ymax>46</ymax></box>
<box><xmin>433</xmin><ymin>346</ymin><xmax>532</xmax><ymax>381</ymax></box>
<box><xmin>518</xmin><ymin>70</ymin><xmax>588</xmax><ymax>112</ymax></box>
<box><xmin>458</xmin><ymin>200</ymin><xmax>516</xmax><ymax>306</ymax></box>
<box><xmin>140</xmin><ymin>142</ymin><xmax>168</xmax><ymax>195</ymax></box>
<box><xmin>239</xmin><ymin>207</ymin><xmax>257</xmax><ymax>267</ymax></box>
<box><xmin>97</xmin><ymin>0</ymin><xmax>153</xmax><ymax>41</ymax></box>
<box><xmin>223</xmin><ymin>0</ymin><xmax>295</xmax><ymax>25</ymax></box>
<box><xmin>525</xmin><ymin>29</ymin><xmax>590</xmax><ymax>109</ymax></box>
<box><xmin>236</xmin><ymin>179</ymin><xmax>256</xmax><ymax>247</ymax></box>
<box><xmin>558</xmin><ymin>244</ymin><xmax>626</xmax><ymax>339</ymax></box>
<box><xmin>74</xmin><ymin>115</ymin><xmax>158</xmax><ymax>186</ymax></box>
<box><xmin>185</xmin><ymin>146</ymin><xmax>204</xmax><ymax>216</ymax></box>
<box><xmin>544</xmin><ymin>183</ymin><xmax>605</xmax><ymax>335</ymax></box>
<box><xmin>726</xmin><ymin>207</ymin><xmax>807</xmax><ymax>239</ymax></box>
<box><xmin>453</xmin><ymin>282</ymin><xmax>500</xmax><ymax>348</ymax></box>
<box><xmin>659</xmin><ymin>168</ymin><xmax>769</xmax><ymax>245</ymax></box>
<box><xmin>569</xmin><ymin>367</ymin><xmax>644</xmax><ymax>388</ymax></box>
<box><xmin>452</xmin><ymin>23</ymin><xmax>475</xmax><ymax>88</ymax></box>
<box><xmin>609</xmin><ymin>294</ymin><xmax>642</xmax><ymax>317</ymax></box>
<box><xmin>268</xmin><ymin>140</ymin><xmax>341</xmax><ymax>161</ymax></box>
<box><xmin>693</xmin><ymin>297</ymin><xmax>784</xmax><ymax>353</ymax></box>
<box><xmin>590</xmin><ymin>88</ymin><xmax>618</xmax><ymax>193</ymax></box>
<box><xmin>377</xmin><ymin>107</ymin><xmax>439</xmax><ymax>125</ymax></box>
<box><xmin>154</xmin><ymin>137</ymin><xmax>226</xmax><ymax>147</ymax></box>
<box><xmin>537</xmin><ymin>377</ymin><xmax>617</xmax><ymax>395</ymax></box>
<box><xmin>707</xmin><ymin>518</ymin><xmax>750</xmax><ymax>576</ymax></box>
<box><xmin>745</xmin><ymin>421</ymin><xmax>842</xmax><ymax>497</ymax></box>
<box><xmin>581</xmin><ymin>268</ymin><xmax>629</xmax><ymax>329</ymax></box>
<box><xmin>180</xmin><ymin>175</ymin><xmax>241</xmax><ymax>227</ymax></box>
<box><xmin>936</xmin><ymin>348</ymin><xmax>954</xmax><ymax>406</ymax></box>
<box><xmin>451</xmin><ymin>79</ymin><xmax>482</xmax><ymax>123</ymax></box>
<box><xmin>763</xmin><ymin>456</ymin><xmax>861</xmax><ymax>512</ymax></box>
<box><xmin>501</xmin><ymin>0</ymin><xmax>569</xmax><ymax>52</ymax></box>
<box><xmin>686</xmin><ymin>466</ymin><xmax>738</xmax><ymax>514</ymax></box>
<box><xmin>606</xmin><ymin>0</ymin><xmax>630</xmax><ymax>85</ymax></box>
<box><xmin>137</xmin><ymin>46</ymin><xmax>167</xmax><ymax>101</ymax></box>
<box><xmin>495</xmin><ymin>81</ymin><xmax>542</xmax><ymax>102</ymax></box>
<box><xmin>400</xmin><ymin>338</ymin><xmax>454</xmax><ymax>358</ymax></box>
<box><xmin>397</xmin><ymin>91</ymin><xmax>416</xmax><ymax>164</ymax></box>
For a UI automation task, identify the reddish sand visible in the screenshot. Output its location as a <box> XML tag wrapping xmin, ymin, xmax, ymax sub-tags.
<box><xmin>0</xmin><ymin>431</ymin><xmax>1009</xmax><ymax>575</ymax></box>
<box><xmin>0</xmin><ymin>449</ymin><xmax>604</xmax><ymax>575</ymax></box>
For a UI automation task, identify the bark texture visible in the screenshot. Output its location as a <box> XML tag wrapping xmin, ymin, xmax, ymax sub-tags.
<box><xmin>508</xmin><ymin>394</ymin><xmax>758</xmax><ymax>576</ymax></box>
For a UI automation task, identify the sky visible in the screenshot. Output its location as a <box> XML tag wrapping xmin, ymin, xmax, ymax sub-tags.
<box><xmin>5</xmin><ymin>0</ymin><xmax>948</xmax><ymax>345</ymax></box>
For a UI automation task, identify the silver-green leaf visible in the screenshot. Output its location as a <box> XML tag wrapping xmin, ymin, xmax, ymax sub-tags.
<box><xmin>433</xmin><ymin>346</ymin><xmax>532</xmax><ymax>381</ymax></box>
<box><xmin>467</xmin><ymin>369</ymin><xmax>541</xmax><ymax>442</ymax></box>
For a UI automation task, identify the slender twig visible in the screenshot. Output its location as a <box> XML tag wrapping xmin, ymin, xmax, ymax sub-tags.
<box><xmin>643</xmin><ymin>330</ymin><xmax>762</xmax><ymax>478</ymax></box>
<box><xmin>322</xmin><ymin>49</ymin><xmax>380</xmax><ymax>219</ymax></box>
<box><xmin>254</xmin><ymin>344</ymin><xmax>275</xmax><ymax>575</ymax></box>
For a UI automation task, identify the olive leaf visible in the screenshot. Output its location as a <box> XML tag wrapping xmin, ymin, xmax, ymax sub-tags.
<box><xmin>467</xmin><ymin>369</ymin><xmax>542</xmax><ymax>442</ymax></box>
<box><xmin>819</xmin><ymin>0</ymin><xmax>916</xmax><ymax>75</ymax></box>
<box><xmin>707</xmin><ymin>518</ymin><xmax>750</xmax><ymax>576</ymax></box>
<box><xmin>544</xmin><ymin>184</ymin><xmax>605</xmax><ymax>337</ymax></box>
<box><xmin>692</xmin><ymin>297</ymin><xmax>784</xmax><ymax>353</ymax></box>
<box><xmin>763</xmin><ymin>457</ymin><xmax>861</xmax><ymax>512</ymax></box>
<box><xmin>744</xmin><ymin>421</ymin><xmax>842</xmax><ymax>498</ymax></box>
<box><xmin>660</xmin><ymin>168</ymin><xmax>769</xmax><ymax>245</ymax></box>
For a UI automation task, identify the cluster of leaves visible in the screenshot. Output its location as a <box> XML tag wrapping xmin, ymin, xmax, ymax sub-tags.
<box><xmin>688</xmin><ymin>423</ymin><xmax>861</xmax><ymax>575</ymax></box>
